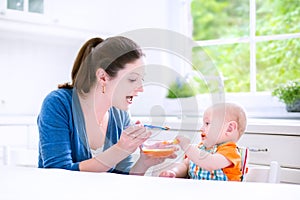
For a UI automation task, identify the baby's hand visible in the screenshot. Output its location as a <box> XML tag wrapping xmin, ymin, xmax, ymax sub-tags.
<box><xmin>159</xmin><ymin>170</ymin><xmax>176</xmax><ymax>178</ymax></box>
<box><xmin>175</xmin><ymin>135</ymin><xmax>191</xmax><ymax>150</ymax></box>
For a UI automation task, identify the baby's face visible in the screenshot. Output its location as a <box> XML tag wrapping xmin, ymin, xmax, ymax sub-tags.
<box><xmin>200</xmin><ymin>107</ymin><xmax>229</xmax><ymax>148</ymax></box>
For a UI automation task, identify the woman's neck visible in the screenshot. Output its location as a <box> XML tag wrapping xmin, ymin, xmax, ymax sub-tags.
<box><xmin>78</xmin><ymin>85</ymin><xmax>110</xmax><ymax>125</ymax></box>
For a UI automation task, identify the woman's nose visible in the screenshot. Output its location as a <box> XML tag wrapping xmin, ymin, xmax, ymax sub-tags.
<box><xmin>136</xmin><ymin>84</ymin><xmax>144</xmax><ymax>92</ymax></box>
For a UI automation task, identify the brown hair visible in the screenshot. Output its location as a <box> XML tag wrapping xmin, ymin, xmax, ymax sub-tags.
<box><xmin>58</xmin><ymin>36</ymin><xmax>144</xmax><ymax>95</ymax></box>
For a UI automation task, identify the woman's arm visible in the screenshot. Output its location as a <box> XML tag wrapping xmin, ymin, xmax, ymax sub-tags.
<box><xmin>79</xmin><ymin>143</ymin><xmax>132</xmax><ymax>172</ymax></box>
<box><xmin>129</xmin><ymin>148</ymin><xmax>178</xmax><ymax>176</ymax></box>
<box><xmin>80</xmin><ymin>125</ymin><xmax>152</xmax><ymax>173</ymax></box>
<box><xmin>38</xmin><ymin>90</ymin><xmax>80</xmax><ymax>170</ymax></box>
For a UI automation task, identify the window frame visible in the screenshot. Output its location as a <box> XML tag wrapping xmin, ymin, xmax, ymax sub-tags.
<box><xmin>188</xmin><ymin>0</ymin><xmax>300</xmax><ymax>118</ymax></box>
<box><xmin>192</xmin><ymin>0</ymin><xmax>300</xmax><ymax>93</ymax></box>
<box><xmin>0</xmin><ymin>0</ymin><xmax>45</xmax><ymax>23</ymax></box>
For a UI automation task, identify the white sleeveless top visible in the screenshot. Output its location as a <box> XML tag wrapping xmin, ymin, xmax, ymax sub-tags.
<box><xmin>91</xmin><ymin>145</ymin><xmax>104</xmax><ymax>157</ymax></box>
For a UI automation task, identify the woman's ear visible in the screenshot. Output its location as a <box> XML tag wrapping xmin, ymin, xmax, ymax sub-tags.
<box><xmin>96</xmin><ymin>68</ymin><xmax>107</xmax><ymax>83</ymax></box>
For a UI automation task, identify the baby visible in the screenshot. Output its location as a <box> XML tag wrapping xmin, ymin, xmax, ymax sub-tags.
<box><xmin>159</xmin><ymin>102</ymin><xmax>247</xmax><ymax>181</ymax></box>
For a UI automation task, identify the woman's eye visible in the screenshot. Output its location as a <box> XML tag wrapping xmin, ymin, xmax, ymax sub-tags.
<box><xmin>128</xmin><ymin>76</ymin><xmax>144</xmax><ymax>83</ymax></box>
<box><xmin>129</xmin><ymin>78</ymin><xmax>137</xmax><ymax>82</ymax></box>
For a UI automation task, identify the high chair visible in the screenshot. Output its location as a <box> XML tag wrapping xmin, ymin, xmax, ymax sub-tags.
<box><xmin>238</xmin><ymin>146</ymin><xmax>281</xmax><ymax>183</ymax></box>
<box><xmin>244</xmin><ymin>161</ymin><xmax>281</xmax><ymax>183</ymax></box>
<box><xmin>238</xmin><ymin>146</ymin><xmax>249</xmax><ymax>181</ymax></box>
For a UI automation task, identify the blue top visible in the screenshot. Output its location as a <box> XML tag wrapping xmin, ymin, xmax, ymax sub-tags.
<box><xmin>37</xmin><ymin>88</ymin><xmax>132</xmax><ymax>174</ymax></box>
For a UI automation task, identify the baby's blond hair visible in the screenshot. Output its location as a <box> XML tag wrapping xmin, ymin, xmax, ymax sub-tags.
<box><xmin>209</xmin><ymin>102</ymin><xmax>247</xmax><ymax>138</ymax></box>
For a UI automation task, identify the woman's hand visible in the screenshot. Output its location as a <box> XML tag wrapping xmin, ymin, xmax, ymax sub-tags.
<box><xmin>139</xmin><ymin>146</ymin><xmax>178</xmax><ymax>168</ymax></box>
<box><xmin>130</xmin><ymin>146</ymin><xmax>177</xmax><ymax>175</ymax></box>
<box><xmin>117</xmin><ymin>124</ymin><xmax>151</xmax><ymax>154</ymax></box>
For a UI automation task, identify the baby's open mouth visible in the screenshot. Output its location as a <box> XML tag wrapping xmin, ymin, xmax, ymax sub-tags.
<box><xmin>201</xmin><ymin>132</ymin><xmax>206</xmax><ymax>140</ymax></box>
<box><xmin>126</xmin><ymin>96</ymin><xmax>133</xmax><ymax>104</ymax></box>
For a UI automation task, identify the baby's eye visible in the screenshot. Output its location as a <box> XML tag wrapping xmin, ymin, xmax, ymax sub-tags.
<box><xmin>205</xmin><ymin>122</ymin><xmax>210</xmax><ymax>126</ymax></box>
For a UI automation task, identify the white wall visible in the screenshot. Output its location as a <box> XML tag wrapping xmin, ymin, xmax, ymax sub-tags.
<box><xmin>0</xmin><ymin>0</ymin><xmax>189</xmax><ymax>116</ymax></box>
<box><xmin>0</xmin><ymin>34</ymin><xmax>82</xmax><ymax>115</ymax></box>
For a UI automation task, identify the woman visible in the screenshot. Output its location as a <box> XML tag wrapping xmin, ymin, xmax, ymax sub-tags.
<box><xmin>37</xmin><ymin>36</ymin><xmax>175</xmax><ymax>175</ymax></box>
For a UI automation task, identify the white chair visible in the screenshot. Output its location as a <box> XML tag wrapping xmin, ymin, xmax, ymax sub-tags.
<box><xmin>238</xmin><ymin>146</ymin><xmax>281</xmax><ymax>183</ymax></box>
<box><xmin>244</xmin><ymin>161</ymin><xmax>281</xmax><ymax>183</ymax></box>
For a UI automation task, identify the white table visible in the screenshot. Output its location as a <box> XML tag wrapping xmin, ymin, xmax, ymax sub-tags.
<box><xmin>1</xmin><ymin>166</ymin><xmax>300</xmax><ymax>200</ymax></box>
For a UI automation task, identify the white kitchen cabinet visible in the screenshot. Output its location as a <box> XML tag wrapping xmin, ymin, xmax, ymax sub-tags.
<box><xmin>0</xmin><ymin>0</ymin><xmax>175</xmax><ymax>40</ymax></box>
<box><xmin>0</xmin><ymin>126</ymin><xmax>28</xmax><ymax>147</ymax></box>
<box><xmin>0</xmin><ymin>116</ymin><xmax>38</xmax><ymax>166</ymax></box>
<box><xmin>237</xmin><ymin>132</ymin><xmax>300</xmax><ymax>184</ymax></box>
<box><xmin>44</xmin><ymin>0</ymin><xmax>110</xmax><ymax>34</ymax></box>
<box><xmin>45</xmin><ymin>0</ymin><xmax>175</xmax><ymax>34</ymax></box>
<box><xmin>0</xmin><ymin>0</ymin><xmax>112</xmax><ymax>40</ymax></box>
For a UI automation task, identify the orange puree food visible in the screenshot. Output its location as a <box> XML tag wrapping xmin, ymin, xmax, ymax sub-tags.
<box><xmin>142</xmin><ymin>148</ymin><xmax>175</xmax><ymax>157</ymax></box>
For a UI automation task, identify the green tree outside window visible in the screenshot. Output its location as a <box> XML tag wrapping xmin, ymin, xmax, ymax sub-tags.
<box><xmin>191</xmin><ymin>0</ymin><xmax>300</xmax><ymax>93</ymax></box>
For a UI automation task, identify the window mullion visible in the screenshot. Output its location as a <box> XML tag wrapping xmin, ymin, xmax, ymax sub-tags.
<box><xmin>24</xmin><ymin>0</ymin><xmax>28</xmax><ymax>12</ymax></box>
<box><xmin>196</xmin><ymin>37</ymin><xmax>250</xmax><ymax>47</ymax></box>
<box><xmin>250</xmin><ymin>0</ymin><xmax>256</xmax><ymax>92</ymax></box>
<box><xmin>256</xmin><ymin>33</ymin><xmax>300</xmax><ymax>42</ymax></box>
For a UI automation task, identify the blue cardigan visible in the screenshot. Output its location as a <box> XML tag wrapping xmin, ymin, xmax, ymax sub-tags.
<box><xmin>37</xmin><ymin>88</ymin><xmax>133</xmax><ymax>174</ymax></box>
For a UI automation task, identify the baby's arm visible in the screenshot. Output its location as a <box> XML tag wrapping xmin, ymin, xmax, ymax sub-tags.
<box><xmin>177</xmin><ymin>136</ymin><xmax>232</xmax><ymax>171</ymax></box>
<box><xmin>159</xmin><ymin>158</ymin><xmax>189</xmax><ymax>178</ymax></box>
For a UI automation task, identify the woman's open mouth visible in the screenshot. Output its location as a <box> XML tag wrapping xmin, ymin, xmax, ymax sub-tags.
<box><xmin>126</xmin><ymin>96</ymin><xmax>133</xmax><ymax>104</ymax></box>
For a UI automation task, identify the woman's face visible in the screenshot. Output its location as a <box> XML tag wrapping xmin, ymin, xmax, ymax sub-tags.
<box><xmin>107</xmin><ymin>58</ymin><xmax>145</xmax><ymax>110</ymax></box>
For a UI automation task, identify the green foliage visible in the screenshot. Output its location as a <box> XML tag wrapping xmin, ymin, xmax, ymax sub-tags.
<box><xmin>191</xmin><ymin>0</ymin><xmax>300</xmax><ymax>93</ymax></box>
<box><xmin>256</xmin><ymin>39</ymin><xmax>300</xmax><ymax>91</ymax></box>
<box><xmin>166</xmin><ymin>78</ymin><xmax>198</xmax><ymax>98</ymax></box>
<box><xmin>272</xmin><ymin>80</ymin><xmax>300</xmax><ymax>105</ymax></box>
<box><xmin>191</xmin><ymin>0</ymin><xmax>249</xmax><ymax>40</ymax></box>
<box><xmin>193</xmin><ymin>75</ymin><xmax>210</xmax><ymax>94</ymax></box>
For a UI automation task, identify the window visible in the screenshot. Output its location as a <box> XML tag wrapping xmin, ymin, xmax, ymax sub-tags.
<box><xmin>7</xmin><ymin>0</ymin><xmax>24</xmax><ymax>11</ymax></box>
<box><xmin>5</xmin><ymin>0</ymin><xmax>43</xmax><ymax>14</ymax></box>
<box><xmin>0</xmin><ymin>0</ymin><xmax>47</xmax><ymax>27</ymax></box>
<box><xmin>191</xmin><ymin>0</ymin><xmax>300</xmax><ymax>93</ymax></box>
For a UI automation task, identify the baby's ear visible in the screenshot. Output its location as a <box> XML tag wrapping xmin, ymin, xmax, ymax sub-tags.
<box><xmin>226</xmin><ymin>121</ymin><xmax>237</xmax><ymax>134</ymax></box>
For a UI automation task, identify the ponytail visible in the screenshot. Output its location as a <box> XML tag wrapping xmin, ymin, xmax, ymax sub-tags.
<box><xmin>58</xmin><ymin>37</ymin><xmax>104</xmax><ymax>89</ymax></box>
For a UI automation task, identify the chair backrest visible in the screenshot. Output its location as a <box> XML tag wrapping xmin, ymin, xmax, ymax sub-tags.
<box><xmin>237</xmin><ymin>146</ymin><xmax>249</xmax><ymax>181</ymax></box>
<box><xmin>238</xmin><ymin>146</ymin><xmax>281</xmax><ymax>183</ymax></box>
<box><xmin>244</xmin><ymin>161</ymin><xmax>281</xmax><ymax>183</ymax></box>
